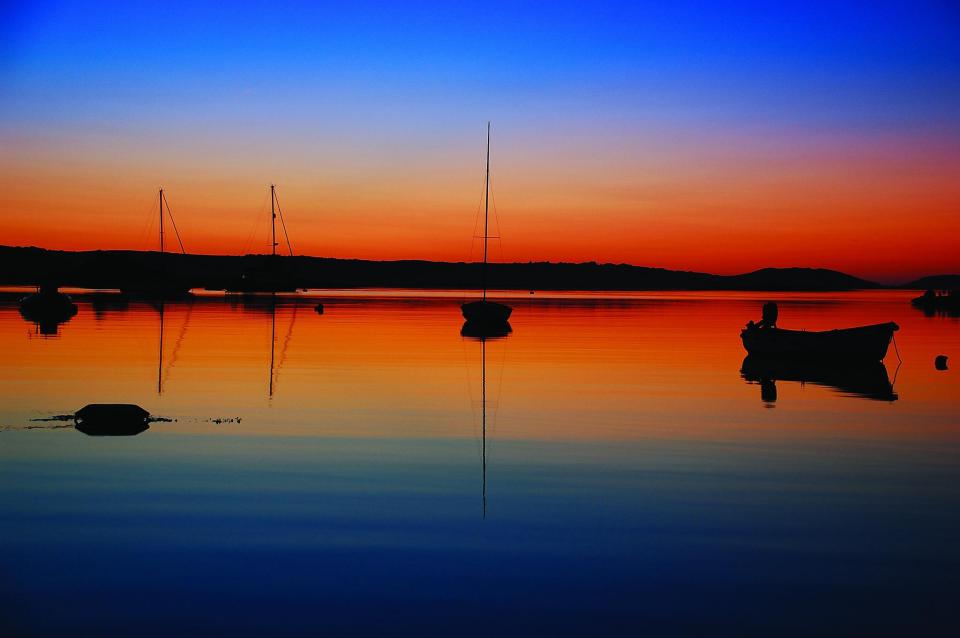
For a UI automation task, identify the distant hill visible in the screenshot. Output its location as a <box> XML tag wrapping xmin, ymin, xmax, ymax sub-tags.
<box><xmin>0</xmin><ymin>245</ymin><xmax>885</xmax><ymax>292</ymax></box>
<box><xmin>723</xmin><ymin>267</ymin><xmax>879</xmax><ymax>291</ymax></box>
<box><xmin>902</xmin><ymin>275</ymin><xmax>960</xmax><ymax>290</ymax></box>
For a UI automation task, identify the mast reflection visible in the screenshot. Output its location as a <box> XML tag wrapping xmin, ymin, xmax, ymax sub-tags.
<box><xmin>462</xmin><ymin>319</ymin><xmax>512</xmax><ymax>518</ymax></box>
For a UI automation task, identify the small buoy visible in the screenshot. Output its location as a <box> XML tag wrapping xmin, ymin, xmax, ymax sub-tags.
<box><xmin>314</xmin><ymin>303</ymin><xmax>324</xmax><ymax>314</ymax></box>
<box><xmin>74</xmin><ymin>404</ymin><xmax>150</xmax><ymax>436</ymax></box>
<box><xmin>935</xmin><ymin>355</ymin><xmax>948</xmax><ymax>370</ymax></box>
<box><xmin>529</xmin><ymin>290</ymin><xmax>535</xmax><ymax>294</ymax></box>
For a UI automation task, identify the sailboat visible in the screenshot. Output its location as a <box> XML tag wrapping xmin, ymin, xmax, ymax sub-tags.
<box><xmin>121</xmin><ymin>187</ymin><xmax>191</xmax><ymax>299</ymax></box>
<box><xmin>461</xmin><ymin>122</ymin><xmax>512</xmax><ymax>327</ymax></box>
<box><xmin>226</xmin><ymin>184</ymin><xmax>298</xmax><ymax>293</ymax></box>
<box><xmin>19</xmin><ymin>283</ymin><xmax>78</xmax><ymax>336</ymax></box>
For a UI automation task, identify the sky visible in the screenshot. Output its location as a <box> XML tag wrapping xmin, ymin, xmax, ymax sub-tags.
<box><xmin>1</xmin><ymin>0</ymin><xmax>958</xmax><ymax>283</ymax></box>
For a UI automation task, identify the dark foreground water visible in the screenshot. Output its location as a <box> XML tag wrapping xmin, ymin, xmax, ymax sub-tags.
<box><xmin>2</xmin><ymin>289</ymin><xmax>958</xmax><ymax>636</ymax></box>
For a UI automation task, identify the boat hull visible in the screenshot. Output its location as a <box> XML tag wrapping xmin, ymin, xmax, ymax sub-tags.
<box><xmin>19</xmin><ymin>291</ymin><xmax>78</xmax><ymax>334</ymax></box>
<box><xmin>740</xmin><ymin>322</ymin><xmax>898</xmax><ymax>361</ymax></box>
<box><xmin>461</xmin><ymin>300</ymin><xmax>512</xmax><ymax>324</ymax></box>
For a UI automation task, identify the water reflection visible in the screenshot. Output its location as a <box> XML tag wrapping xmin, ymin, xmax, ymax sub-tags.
<box><xmin>157</xmin><ymin>300</ymin><xmax>193</xmax><ymax>395</ymax></box>
<box><xmin>18</xmin><ymin>287</ymin><xmax>78</xmax><ymax>336</ymax></box>
<box><xmin>741</xmin><ymin>355</ymin><xmax>898</xmax><ymax>403</ymax></box>
<box><xmin>269</xmin><ymin>295</ymin><xmax>301</xmax><ymax>398</ymax></box>
<box><xmin>3</xmin><ymin>290</ymin><xmax>960</xmax><ymax>636</ymax></box>
<box><xmin>462</xmin><ymin>321</ymin><xmax>511</xmax><ymax>518</ymax></box>
<box><xmin>460</xmin><ymin>320</ymin><xmax>512</xmax><ymax>340</ymax></box>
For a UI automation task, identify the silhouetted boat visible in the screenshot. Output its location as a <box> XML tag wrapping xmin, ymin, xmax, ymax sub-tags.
<box><xmin>741</xmin><ymin>322</ymin><xmax>898</xmax><ymax>361</ymax></box>
<box><xmin>461</xmin><ymin>122</ymin><xmax>513</xmax><ymax>327</ymax></box>
<box><xmin>225</xmin><ymin>184</ymin><xmax>299</xmax><ymax>293</ymax></box>
<box><xmin>121</xmin><ymin>187</ymin><xmax>192</xmax><ymax>299</ymax></box>
<box><xmin>19</xmin><ymin>284</ymin><xmax>77</xmax><ymax>316</ymax></box>
<box><xmin>741</xmin><ymin>355</ymin><xmax>897</xmax><ymax>402</ymax></box>
<box><xmin>19</xmin><ymin>284</ymin><xmax>78</xmax><ymax>335</ymax></box>
<box><xmin>461</xmin><ymin>320</ymin><xmax>512</xmax><ymax>340</ymax></box>
<box><xmin>74</xmin><ymin>403</ymin><xmax>150</xmax><ymax>436</ymax></box>
<box><xmin>911</xmin><ymin>289</ymin><xmax>960</xmax><ymax>317</ymax></box>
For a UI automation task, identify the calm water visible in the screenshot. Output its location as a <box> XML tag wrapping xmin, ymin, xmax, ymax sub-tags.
<box><xmin>2</xmin><ymin>289</ymin><xmax>958</xmax><ymax>636</ymax></box>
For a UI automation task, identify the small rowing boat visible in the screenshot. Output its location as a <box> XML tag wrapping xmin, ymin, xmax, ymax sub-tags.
<box><xmin>741</xmin><ymin>321</ymin><xmax>898</xmax><ymax>361</ymax></box>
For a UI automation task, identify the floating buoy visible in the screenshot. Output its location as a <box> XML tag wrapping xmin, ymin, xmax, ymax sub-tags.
<box><xmin>74</xmin><ymin>404</ymin><xmax>150</xmax><ymax>436</ymax></box>
<box><xmin>935</xmin><ymin>355</ymin><xmax>948</xmax><ymax>370</ymax></box>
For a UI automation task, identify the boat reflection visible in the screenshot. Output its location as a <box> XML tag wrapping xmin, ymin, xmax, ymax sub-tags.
<box><xmin>156</xmin><ymin>300</ymin><xmax>192</xmax><ymax>395</ymax></box>
<box><xmin>268</xmin><ymin>295</ymin><xmax>300</xmax><ymax>398</ymax></box>
<box><xmin>460</xmin><ymin>320</ymin><xmax>512</xmax><ymax>340</ymax></box>
<box><xmin>462</xmin><ymin>320</ymin><xmax>511</xmax><ymax>518</ymax></box>
<box><xmin>741</xmin><ymin>355</ymin><xmax>898</xmax><ymax>403</ymax></box>
<box><xmin>19</xmin><ymin>285</ymin><xmax>78</xmax><ymax>336</ymax></box>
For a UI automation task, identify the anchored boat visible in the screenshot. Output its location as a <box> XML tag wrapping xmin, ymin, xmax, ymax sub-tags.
<box><xmin>461</xmin><ymin>122</ymin><xmax>512</xmax><ymax>328</ymax></box>
<box><xmin>19</xmin><ymin>284</ymin><xmax>78</xmax><ymax>335</ymax></box>
<box><xmin>741</xmin><ymin>317</ymin><xmax>898</xmax><ymax>361</ymax></box>
<box><xmin>121</xmin><ymin>187</ymin><xmax>192</xmax><ymax>299</ymax></box>
<box><xmin>225</xmin><ymin>184</ymin><xmax>299</xmax><ymax>293</ymax></box>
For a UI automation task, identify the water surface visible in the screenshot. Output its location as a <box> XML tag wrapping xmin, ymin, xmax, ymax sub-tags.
<box><xmin>2</xmin><ymin>290</ymin><xmax>958</xmax><ymax>636</ymax></box>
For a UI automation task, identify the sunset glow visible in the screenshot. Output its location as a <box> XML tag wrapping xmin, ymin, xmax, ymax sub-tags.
<box><xmin>2</xmin><ymin>1</ymin><xmax>958</xmax><ymax>282</ymax></box>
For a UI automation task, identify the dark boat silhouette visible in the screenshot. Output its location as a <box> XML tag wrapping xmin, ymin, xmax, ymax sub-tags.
<box><xmin>911</xmin><ymin>289</ymin><xmax>960</xmax><ymax>317</ymax></box>
<box><xmin>741</xmin><ymin>356</ymin><xmax>897</xmax><ymax>402</ymax></box>
<box><xmin>225</xmin><ymin>184</ymin><xmax>299</xmax><ymax>293</ymax></box>
<box><xmin>461</xmin><ymin>319</ymin><xmax>512</xmax><ymax>340</ymax></box>
<box><xmin>121</xmin><ymin>188</ymin><xmax>192</xmax><ymax>299</ymax></box>
<box><xmin>19</xmin><ymin>285</ymin><xmax>78</xmax><ymax>335</ymax></box>
<box><xmin>74</xmin><ymin>404</ymin><xmax>150</xmax><ymax>436</ymax></box>
<box><xmin>461</xmin><ymin>122</ymin><xmax>513</xmax><ymax>326</ymax></box>
<box><xmin>741</xmin><ymin>321</ymin><xmax>898</xmax><ymax>361</ymax></box>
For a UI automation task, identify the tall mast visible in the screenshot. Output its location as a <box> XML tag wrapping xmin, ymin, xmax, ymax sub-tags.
<box><xmin>271</xmin><ymin>184</ymin><xmax>277</xmax><ymax>257</ymax></box>
<box><xmin>159</xmin><ymin>187</ymin><xmax>164</xmax><ymax>255</ymax></box>
<box><xmin>482</xmin><ymin>122</ymin><xmax>490</xmax><ymax>301</ymax></box>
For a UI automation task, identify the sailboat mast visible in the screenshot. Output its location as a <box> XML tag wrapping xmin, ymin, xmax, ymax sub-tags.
<box><xmin>271</xmin><ymin>184</ymin><xmax>277</xmax><ymax>257</ymax></box>
<box><xmin>159</xmin><ymin>187</ymin><xmax>164</xmax><ymax>255</ymax></box>
<box><xmin>482</xmin><ymin>122</ymin><xmax>490</xmax><ymax>301</ymax></box>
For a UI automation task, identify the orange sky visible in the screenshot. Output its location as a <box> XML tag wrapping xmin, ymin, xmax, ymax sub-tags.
<box><xmin>1</xmin><ymin>126</ymin><xmax>957</xmax><ymax>283</ymax></box>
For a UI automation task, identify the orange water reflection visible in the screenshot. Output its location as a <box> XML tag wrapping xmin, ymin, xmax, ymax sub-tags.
<box><xmin>3</xmin><ymin>290</ymin><xmax>957</xmax><ymax>442</ymax></box>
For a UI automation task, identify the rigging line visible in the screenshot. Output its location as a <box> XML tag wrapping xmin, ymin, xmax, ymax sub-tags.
<box><xmin>273</xmin><ymin>189</ymin><xmax>295</xmax><ymax>256</ymax></box>
<box><xmin>161</xmin><ymin>190</ymin><xmax>187</xmax><ymax>254</ymax></box>
<box><xmin>469</xmin><ymin>173</ymin><xmax>485</xmax><ymax>265</ymax></box>
<box><xmin>269</xmin><ymin>295</ymin><xmax>277</xmax><ymax>398</ymax></box>
<box><xmin>460</xmin><ymin>335</ymin><xmax>483</xmax><ymax>454</ymax></box>
<box><xmin>161</xmin><ymin>303</ymin><xmax>193</xmax><ymax>390</ymax></box>
<box><xmin>489</xmin><ymin>175</ymin><xmax>505</xmax><ymax>263</ymax></box>
<box><xmin>241</xmin><ymin>190</ymin><xmax>269</xmax><ymax>255</ymax></box>
<box><xmin>273</xmin><ymin>302</ymin><xmax>299</xmax><ymax>393</ymax></box>
<box><xmin>136</xmin><ymin>190</ymin><xmax>157</xmax><ymax>251</ymax></box>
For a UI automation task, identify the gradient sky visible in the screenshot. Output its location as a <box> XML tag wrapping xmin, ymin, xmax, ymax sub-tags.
<box><xmin>1</xmin><ymin>0</ymin><xmax>958</xmax><ymax>282</ymax></box>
